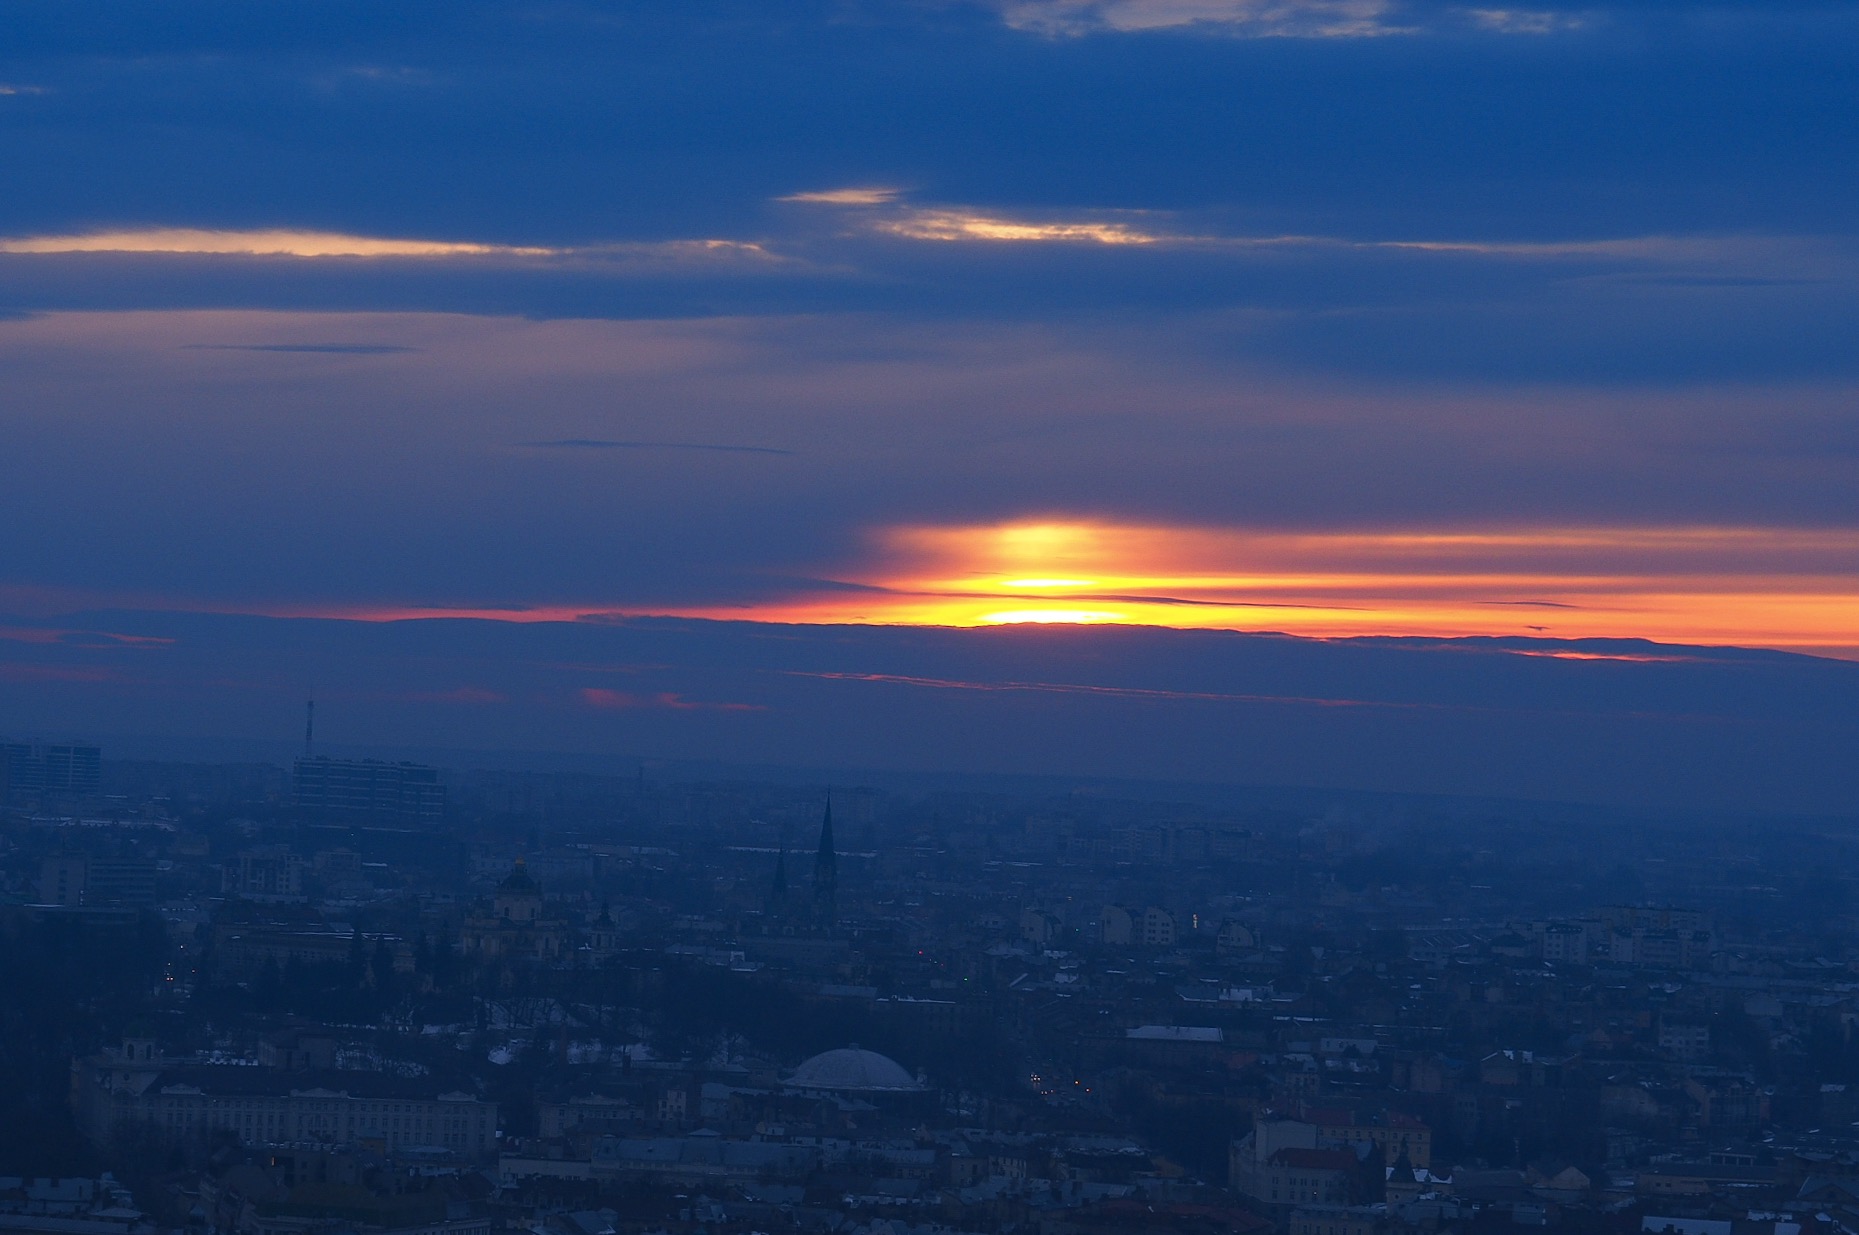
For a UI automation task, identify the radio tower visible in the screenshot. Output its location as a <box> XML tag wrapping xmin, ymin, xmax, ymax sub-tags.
<box><xmin>304</xmin><ymin>700</ymin><xmax>315</xmax><ymax>757</ymax></box>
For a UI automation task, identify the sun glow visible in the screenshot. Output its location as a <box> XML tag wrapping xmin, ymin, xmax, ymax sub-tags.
<box><xmin>666</xmin><ymin>520</ymin><xmax>1859</xmax><ymax>655</ymax></box>
<box><xmin>980</xmin><ymin>608</ymin><xmax>1127</xmax><ymax>625</ymax></box>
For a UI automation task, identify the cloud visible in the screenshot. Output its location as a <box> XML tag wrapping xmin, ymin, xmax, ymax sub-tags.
<box><xmin>1503</xmin><ymin>648</ymin><xmax>1700</xmax><ymax>663</ymax></box>
<box><xmin>6</xmin><ymin>309</ymin><xmax>1859</xmax><ymax>661</ymax></box>
<box><xmin>0</xmin><ymin>228</ymin><xmax>558</xmax><ymax>259</ymax></box>
<box><xmin>676</xmin><ymin>520</ymin><xmax>1859</xmax><ymax>655</ymax></box>
<box><xmin>0</xmin><ymin>230</ymin><xmax>779</xmax><ymax>266</ymax></box>
<box><xmin>578</xmin><ymin>686</ymin><xmax>762</xmax><ymax>712</ymax></box>
<box><xmin>875</xmin><ymin>208</ymin><xmax>1164</xmax><ymax>245</ymax></box>
<box><xmin>990</xmin><ymin>0</ymin><xmax>1599</xmax><ymax>37</ymax></box>
<box><xmin>517</xmin><ymin>439</ymin><xmax>795</xmax><ymax>456</ymax></box>
<box><xmin>778</xmin><ymin>187</ymin><xmax>901</xmax><ymax>205</ymax></box>
<box><xmin>0</xmin><ymin>626</ymin><xmax>174</xmax><ymax>649</ymax></box>
<box><xmin>576</xmin><ymin>239</ymin><xmax>781</xmax><ymax>265</ymax></box>
<box><xmin>790</xmin><ymin>190</ymin><xmax>1840</xmax><ymax>280</ymax></box>
<box><xmin>995</xmin><ymin>0</ymin><xmax>1412</xmax><ymax>37</ymax></box>
<box><xmin>1463</xmin><ymin>8</ymin><xmax>1589</xmax><ymax>35</ymax></box>
<box><xmin>782</xmin><ymin>667</ymin><xmax>1426</xmax><ymax>709</ymax></box>
<box><xmin>183</xmin><ymin>343</ymin><xmax>420</xmax><ymax>354</ymax></box>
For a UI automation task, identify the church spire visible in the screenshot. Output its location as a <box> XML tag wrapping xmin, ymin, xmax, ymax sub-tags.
<box><xmin>812</xmin><ymin>793</ymin><xmax>837</xmax><ymax>927</ymax></box>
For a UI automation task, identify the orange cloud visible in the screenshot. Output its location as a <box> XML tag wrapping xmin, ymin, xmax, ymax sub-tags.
<box><xmin>670</xmin><ymin>521</ymin><xmax>1859</xmax><ymax>657</ymax></box>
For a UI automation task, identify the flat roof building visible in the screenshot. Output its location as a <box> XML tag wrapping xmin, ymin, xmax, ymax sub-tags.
<box><xmin>292</xmin><ymin>756</ymin><xmax>444</xmax><ymax>825</ymax></box>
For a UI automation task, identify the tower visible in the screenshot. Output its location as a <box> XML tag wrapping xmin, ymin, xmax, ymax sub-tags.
<box><xmin>812</xmin><ymin>794</ymin><xmax>837</xmax><ymax>929</ymax></box>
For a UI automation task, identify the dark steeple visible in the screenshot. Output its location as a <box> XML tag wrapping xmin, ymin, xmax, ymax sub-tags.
<box><xmin>812</xmin><ymin>794</ymin><xmax>837</xmax><ymax>927</ymax></box>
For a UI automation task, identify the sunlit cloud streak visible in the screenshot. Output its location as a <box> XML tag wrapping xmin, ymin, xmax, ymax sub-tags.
<box><xmin>787</xmin><ymin>191</ymin><xmax>1848</xmax><ymax>281</ymax></box>
<box><xmin>875</xmin><ymin>209</ymin><xmax>1163</xmax><ymax>245</ymax></box>
<box><xmin>0</xmin><ymin>229</ymin><xmax>557</xmax><ymax>258</ymax></box>
<box><xmin>0</xmin><ymin>229</ymin><xmax>778</xmax><ymax>266</ymax></box>
<box><xmin>777</xmin><ymin>187</ymin><xmax>902</xmax><ymax>205</ymax></box>
<box><xmin>671</xmin><ymin>521</ymin><xmax>1859</xmax><ymax>656</ymax></box>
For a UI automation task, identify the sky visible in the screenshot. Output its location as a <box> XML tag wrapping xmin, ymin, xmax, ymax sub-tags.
<box><xmin>3</xmin><ymin>1</ymin><xmax>1858</xmax><ymax>804</ymax></box>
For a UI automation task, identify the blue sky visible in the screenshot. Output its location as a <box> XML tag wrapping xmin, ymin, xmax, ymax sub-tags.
<box><xmin>3</xmin><ymin>1</ymin><xmax>1858</xmax><ymax>799</ymax></box>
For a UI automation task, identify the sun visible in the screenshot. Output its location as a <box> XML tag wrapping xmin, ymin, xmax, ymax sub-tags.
<box><xmin>979</xmin><ymin>608</ymin><xmax>1126</xmax><ymax>625</ymax></box>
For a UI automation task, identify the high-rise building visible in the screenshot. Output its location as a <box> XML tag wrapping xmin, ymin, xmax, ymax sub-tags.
<box><xmin>0</xmin><ymin>739</ymin><xmax>102</xmax><ymax>798</ymax></box>
<box><xmin>291</xmin><ymin>755</ymin><xmax>445</xmax><ymax>824</ymax></box>
<box><xmin>44</xmin><ymin>743</ymin><xmax>103</xmax><ymax>793</ymax></box>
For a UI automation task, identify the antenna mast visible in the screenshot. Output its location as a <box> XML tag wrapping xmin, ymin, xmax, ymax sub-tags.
<box><xmin>304</xmin><ymin>700</ymin><xmax>315</xmax><ymax>757</ymax></box>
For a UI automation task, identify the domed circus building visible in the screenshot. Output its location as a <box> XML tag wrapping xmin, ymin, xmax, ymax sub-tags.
<box><xmin>784</xmin><ymin>1047</ymin><xmax>925</xmax><ymax>1094</ymax></box>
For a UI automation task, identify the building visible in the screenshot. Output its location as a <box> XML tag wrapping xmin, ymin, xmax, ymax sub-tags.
<box><xmin>1304</xmin><ymin>1107</ymin><xmax>1432</xmax><ymax>1169</ymax></box>
<box><xmin>71</xmin><ymin>1038</ymin><xmax>496</xmax><ymax>1158</ymax></box>
<box><xmin>1021</xmin><ymin>908</ymin><xmax>1064</xmax><ymax>946</ymax></box>
<box><xmin>212</xmin><ymin>927</ymin><xmax>358</xmax><ymax>976</ymax></box>
<box><xmin>460</xmin><ymin>860</ymin><xmax>572</xmax><ymax>962</ymax></box>
<box><xmin>1658</xmin><ymin>1018</ymin><xmax>1712</xmax><ymax>1062</ymax></box>
<box><xmin>783</xmin><ymin>1047</ymin><xmax>924</xmax><ymax>1094</ymax></box>
<box><xmin>1216</xmin><ymin>919</ymin><xmax>1258</xmax><ymax>952</ymax></box>
<box><xmin>1</xmin><ymin>740</ymin><xmax>102</xmax><ymax>798</ymax></box>
<box><xmin>1541</xmin><ymin>921</ymin><xmax>1588</xmax><ymax>963</ymax></box>
<box><xmin>1140</xmin><ymin>906</ymin><xmax>1177</xmax><ymax>947</ymax></box>
<box><xmin>39</xmin><ymin>855</ymin><xmax>159</xmax><ymax>907</ymax></box>
<box><xmin>583</xmin><ymin>1135</ymin><xmax>820</xmax><ymax>1185</ymax></box>
<box><xmin>292</xmin><ymin>757</ymin><xmax>444</xmax><ymax>825</ymax></box>
<box><xmin>1125</xmin><ymin>1025</ymin><xmax>1225</xmax><ymax>1068</ymax></box>
<box><xmin>1287</xmin><ymin>1206</ymin><xmax>1384</xmax><ymax>1235</ymax></box>
<box><xmin>1244</xmin><ymin>1147</ymin><xmax>1366</xmax><ymax>1208</ymax></box>
<box><xmin>1230</xmin><ymin>1119</ymin><xmax>1379</xmax><ymax>1209</ymax></box>
<box><xmin>225</xmin><ymin>847</ymin><xmax>307</xmax><ymax>902</ymax></box>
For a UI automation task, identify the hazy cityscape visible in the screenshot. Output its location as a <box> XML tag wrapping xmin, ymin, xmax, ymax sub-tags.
<box><xmin>5</xmin><ymin>733</ymin><xmax>1859</xmax><ymax>1235</ymax></box>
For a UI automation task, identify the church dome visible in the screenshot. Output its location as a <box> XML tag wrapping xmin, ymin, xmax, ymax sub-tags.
<box><xmin>499</xmin><ymin>860</ymin><xmax>540</xmax><ymax>893</ymax></box>
<box><xmin>786</xmin><ymin>1047</ymin><xmax>922</xmax><ymax>1092</ymax></box>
